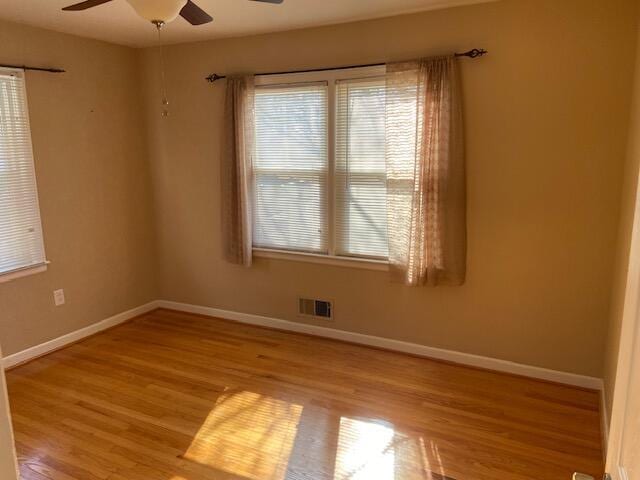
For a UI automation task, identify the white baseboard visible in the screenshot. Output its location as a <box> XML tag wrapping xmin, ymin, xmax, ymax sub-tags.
<box><xmin>2</xmin><ymin>298</ymin><xmax>604</xmax><ymax>391</ymax></box>
<box><xmin>156</xmin><ymin>300</ymin><xmax>604</xmax><ymax>390</ymax></box>
<box><xmin>2</xmin><ymin>301</ymin><xmax>159</xmax><ymax>369</ymax></box>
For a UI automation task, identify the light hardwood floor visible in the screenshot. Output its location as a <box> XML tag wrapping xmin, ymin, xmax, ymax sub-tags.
<box><xmin>6</xmin><ymin>308</ymin><xmax>603</xmax><ymax>480</ymax></box>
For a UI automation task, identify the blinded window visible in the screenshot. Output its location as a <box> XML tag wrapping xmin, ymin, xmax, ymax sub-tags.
<box><xmin>0</xmin><ymin>68</ymin><xmax>46</xmax><ymax>276</ymax></box>
<box><xmin>253</xmin><ymin>83</ymin><xmax>328</xmax><ymax>253</ymax></box>
<box><xmin>335</xmin><ymin>78</ymin><xmax>388</xmax><ymax>259</ymax></box>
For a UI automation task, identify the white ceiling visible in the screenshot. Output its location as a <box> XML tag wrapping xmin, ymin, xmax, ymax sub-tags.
<box><xmin>0</xmin><ymin>0</ymin><xmax>494</xmax><ymax>48</ymax></box>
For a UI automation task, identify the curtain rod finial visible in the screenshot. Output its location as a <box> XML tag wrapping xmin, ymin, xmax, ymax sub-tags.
<box><xmin>456</xmin><ymin>48</ymin><xmax>488</xmax><ymax>58</ymax></box>
<box><xmin>206</xmin><ymin>73</ymin><xmax>224</xmax><ymax>83</ymax></box>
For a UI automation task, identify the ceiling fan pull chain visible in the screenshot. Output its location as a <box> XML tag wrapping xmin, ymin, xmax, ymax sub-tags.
<box><xmin>154</xmin><ymin>20</ymin><xmax>170</xmax><ymax>117</ymax></box>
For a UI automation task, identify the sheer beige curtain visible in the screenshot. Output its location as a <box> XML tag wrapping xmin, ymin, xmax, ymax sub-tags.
<box><xmin>385</xmin><ymin>56</ymin><xmax>466</xmax><ymax>286</ymax></box>
<box><xmin>222</xmin><ymin>75</ymin><xmax>255</xmax><ymax>266</ymax></box>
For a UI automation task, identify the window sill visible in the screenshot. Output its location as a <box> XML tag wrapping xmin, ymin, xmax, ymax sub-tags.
<box><xmin>0</xmin><ymin>262</ymin><xmax>49</xmax><ymax>284</ymax></box>
<box><xmin>253</xmin><ymin>248</ymin><xmax>389</xmax><ymax>271</ymax></box>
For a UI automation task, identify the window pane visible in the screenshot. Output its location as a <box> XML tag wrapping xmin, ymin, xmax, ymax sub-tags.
<box><xmin>335</xmin><ymin>78</ymin><xmax>389</xmax><ymax>259</ymax></box>
<box><xmin>254</xmin><ymin>171</ymin><xmax>326</xmax><ymax>252</ymax></box>
<box><xmin>0</xmin><ymin>69</ymin><xmax>45</xmax><ymax>274</ymax></box>
<box><xmin>253</xmin><ymin>83</ymin><xmax>328</xmax><ymax>253</ymax></box>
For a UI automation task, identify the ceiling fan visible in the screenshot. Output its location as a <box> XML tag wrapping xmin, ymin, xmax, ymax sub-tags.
<box><xmin>62</xmin><ymin>0</ymin><xmax>284</xmax><ymax>117</ymax></box>
<box><xmin>62</xmin><ymin>0</ymin><xmax>284</xmax><ymax>26</ymax></box>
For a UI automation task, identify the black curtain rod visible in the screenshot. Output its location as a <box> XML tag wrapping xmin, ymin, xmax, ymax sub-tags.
<box><xmin>206</xmin><ymin>48</ymin><xmax>487</xmax><ymax>83</ymax></box>
<box><xmin>0</xmin><ymin>63</ymin><xmax>65</xmax><ymax>74</ymax></box>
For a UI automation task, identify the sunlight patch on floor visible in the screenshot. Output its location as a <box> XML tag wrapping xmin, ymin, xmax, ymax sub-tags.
<box><xmin>183</xmin><ymin>390</ymin><xmax>302</xmax><ymax>480</ymax></box>
<box><xmin>334</xmin><ymin>417</ymin><xmax>448</xmax><ymax>480</ymax></box>
<box><xmin>334</xmin><ymin>417</ymin><xmax>395</xmax><ymax>479</ymax></box>
<box><xmin>181</xmin><ymin>389</ymin><xmax>448</xmax><ymax>480</ymax></box>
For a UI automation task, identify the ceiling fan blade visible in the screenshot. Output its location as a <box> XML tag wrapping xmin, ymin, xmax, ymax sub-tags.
<box><xmin>250</xmin><ymin>0</ymin><xmax>284</xmax><ymax>3</ymax></box>
<box><xmin>180</xmin><ymin>0</ymin><xmax>213</xmax><ymax>25</ymax></box>
<box><xmin>62</xmin><ymin>0</ymin><xmax>113</xmax><ymax>11</ymax></box>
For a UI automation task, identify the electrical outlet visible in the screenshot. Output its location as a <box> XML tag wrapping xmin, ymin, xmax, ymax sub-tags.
<box><xmin>53</xmin><ymin>289</ymin><xmax>65</xmax><ymax>306</ymax></box>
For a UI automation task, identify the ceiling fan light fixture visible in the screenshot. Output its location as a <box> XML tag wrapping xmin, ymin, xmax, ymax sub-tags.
<box><xmin>126</xmin><ymin>0</ymin><xmax>188</xmax><ymax>22</ymax></box>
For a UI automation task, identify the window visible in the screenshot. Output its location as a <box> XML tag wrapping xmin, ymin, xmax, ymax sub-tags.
<box><xmin>0</xmin><ymin>68</ymin><xmax>46</xmax><ymax>280</ymax></box>
<box><xmin>335</xmin><ymin>77</ymin><xmax>388</xmax><ymax>259</ymax></box>
<box><xmin>252</xmin><ymin>67</ymin><xmax>388</xmax><ymax>264</ymax></box>
<box><xmin>253</xmin><ymin>83</ymin><xmax>329</xmax><ymax>253</ymax></box>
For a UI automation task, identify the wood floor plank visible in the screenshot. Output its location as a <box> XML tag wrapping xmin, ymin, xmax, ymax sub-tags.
<box><xmin>6</xmin><ymin>308</ymin><xmax>603</xmax><ymax>480</ymax></box>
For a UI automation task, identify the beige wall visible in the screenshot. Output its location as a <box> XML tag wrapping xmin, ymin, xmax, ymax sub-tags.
<box><xmin>0</xmin><ymin>20</ymin><xmax>158</xmax><ymax>356</ymax></box>
<box><xmin>141</xmin><ymin>0</ymin><xmax>638</xmax><ymax>377</ymax></box>
<box><xmin>604</xmin><ymin>20</ymin><xmax>640</xmax><ymax>427</ymax></box>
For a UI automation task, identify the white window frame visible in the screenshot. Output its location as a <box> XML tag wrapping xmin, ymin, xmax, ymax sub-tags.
<box><xmin>252</xmin><ymin>66</ymin><xmax>389</xmax><ymax>271</ymax></box>
<box><xmin>0</xmin><ymin>67</ymin><xmax>48</xmax><ymax>283</ymax></box>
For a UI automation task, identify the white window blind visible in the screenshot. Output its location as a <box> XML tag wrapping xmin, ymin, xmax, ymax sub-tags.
<box><xmin>253</xmin><ymin>82</ymin><xmax>328</xmax><ymax>253</ymax></box>
<box><xmin>335</xmin><ymin>78</ymin><xmax>388</xmax><ymax>259</ymax></box>
<box><xmin>0</xmin><ymin>68</ymin><xmax>46</xmax><ymax>276</ymax></box>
